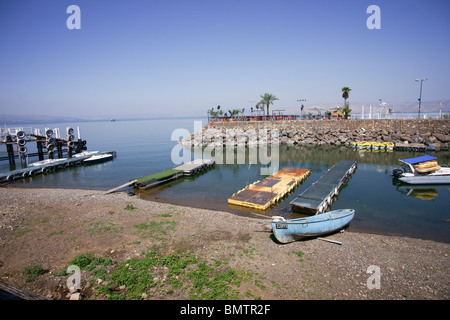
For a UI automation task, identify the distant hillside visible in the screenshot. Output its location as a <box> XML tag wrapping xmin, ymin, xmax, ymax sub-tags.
<box><xmin>1</xmin><ymin>100</ymin><xmax>448</xmax><ymax>125</ymax></box>
<box><xmin>0</xmin><ymin>114</ymin><xmax>87</xmax><ymax>125</ymax></box>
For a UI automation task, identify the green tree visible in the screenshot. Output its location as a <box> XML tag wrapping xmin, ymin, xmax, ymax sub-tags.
<box><xmin>341</xmin><ymin>87</ymin><xmax>351</xmax><ymax>112</ymax></box>
<box><xmin>257</xmin><ymin>93</ymin><xmax>279</xmax><ymax>116</ymax></box>
<box><xmin>208</xmin><ymin>108</ymin><xmax>218</xmax><ymax>119</ymax></box>
<box><xmin>342</xmin><ymin>103</ymin><xmax>352</xmax><ymax>119</ymax></box>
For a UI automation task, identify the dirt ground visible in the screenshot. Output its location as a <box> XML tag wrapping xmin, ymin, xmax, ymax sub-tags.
<box><xmin>0</xmin><ymin>187</ymin><xmax>448</xmax><ymax>301</ymax></box>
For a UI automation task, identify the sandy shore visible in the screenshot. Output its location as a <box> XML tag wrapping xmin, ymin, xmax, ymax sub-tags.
<box><xmin>0</xmin><ymin>187</ymin><xmax>448</xmax><ymax>300</ymax></box>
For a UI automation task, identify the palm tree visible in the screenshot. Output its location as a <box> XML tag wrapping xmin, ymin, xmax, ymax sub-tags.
<box><xmin>257</xmin><ymin>93</ymin><xmax>279</xmax><ymax>116</ymax></box>
<box><xmin>208</xmin><ymin>108</ymin><xmax>219</xmax><ymax>120</ymax></box>
<box><xmin>341</xmin><ymin>87</ymin><xmax>351</xmax><ymax>111</ymax></box>
<box><xmin>342</xmin><ymin>103</ymin><xmax>352</xmax><ymax>119</ymax></box>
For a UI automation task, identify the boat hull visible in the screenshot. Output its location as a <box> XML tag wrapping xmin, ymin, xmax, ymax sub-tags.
<box><xmin>84</xmin><ymin>154</ymin><xmax>114</xmax><ymax>164</ymax></box>
<box><xmin>29</xmin><ymin>158</ymin><xmax>68</xmax><ymax>167</ymax></box>
<box><xmin>398</xmin><ymin>174</ymin><xmax>450</xmax><ymax>185</ymax></box>
<box><xmin>271</xmin><ymin>209</ymin><xmax>355</xmax><ymax>243</ymax></box>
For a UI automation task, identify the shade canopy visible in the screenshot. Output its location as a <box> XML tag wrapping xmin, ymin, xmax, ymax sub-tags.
<box><xmin>400</xmin><ymin>155</ymin><xmax>437</xmax><ymax>165</ymax></box>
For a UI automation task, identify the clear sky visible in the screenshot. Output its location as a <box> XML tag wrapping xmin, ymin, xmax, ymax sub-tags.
<box><xmin>0</xmin><ymin>0</ymin><xmax>449</xmax><ymax>118</ymax></box>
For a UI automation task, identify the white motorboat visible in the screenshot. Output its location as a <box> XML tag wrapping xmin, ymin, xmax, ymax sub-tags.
<box><xmin>72</xmin><ymin>151</ymin><xmax>99</xmax><ymax>158</ymax></box>
<box><xmin>84</xmin><ymin>153</ymin><xmax>114</xmax><ymax>164</ymax></box>
<box><xmin>28</xmin><ymin>158</ymin><xmax>68</xmax><ymax>167</ymax></box>
<box><xmin>392</xmin><ymin>155</ymin><xmax>450</xmax><ymax>185</ymax></box>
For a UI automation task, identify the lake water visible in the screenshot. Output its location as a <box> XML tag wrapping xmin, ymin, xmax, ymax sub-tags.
<box><xmin>2</xmin><ymin>119</ymin><xmax>449</xmax><ymax>243</ymax></box>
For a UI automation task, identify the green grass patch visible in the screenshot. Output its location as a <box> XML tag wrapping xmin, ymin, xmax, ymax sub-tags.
<box><xmin>133</xmin><ymin>221</ymin><xmax>176</xmax><ymax>241</ymax></box>
<box><xmin>292</xmin><ymin>250</ymin><xmax>305</xmax><ymax>261</ymax></box>
<box><xmin>92</xmin><ymin>246</ymin><xmax>259</xmax><ymax>300</ymax></box>
<box><xmin>67</xmin><ymin>252</ymin><xmax>112</xmax><ymax>279</ymax></box>
<box><xmin>23</xmin><ymin>264</ymin><xmax>46</xmax><ymax>282</ymax></box>
<box><xmin>48</xmin><ymin>230</ymin><xmax>64</xmax><ymax>237</ymax></box>
<box><xmin>124</xmin><ymin>204</ymin><xmax>138</xmax><ymax>211</ymax></box>
<box><xmin>88</xmin><ymin>221</ymin><xmax>123</xmax><ymax>234</ymax></box>
<box><xmin>13</xmin><ymin>228</ymin><xmax>30</xmax><ymax>238</ymax></box>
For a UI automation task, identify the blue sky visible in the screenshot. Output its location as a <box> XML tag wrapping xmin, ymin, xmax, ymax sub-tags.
<box><xmin>0</xmin><ymin>0</ymin><xmax>449</xmax><ymax>118</ymax></box>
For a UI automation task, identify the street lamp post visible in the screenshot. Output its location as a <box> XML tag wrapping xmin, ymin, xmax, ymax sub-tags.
<box><xmin>297</xmin><ymin>99</ymin><xmax>306</xmax><ymax>118</ymax></box>
<box><xmin>415</xmin><ymin>78</ymin><xmax>427</xmax><ymax>119</ymax></box>
<box><xmin>439</xmin><ymin>100</ymin><xmax>446</xmax><ymax>119</ymax></box>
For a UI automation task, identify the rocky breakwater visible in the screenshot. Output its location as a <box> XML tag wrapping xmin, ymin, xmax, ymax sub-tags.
<box><xmin>181</xmin><ymin>119</ymin><xmax>450</xmax><ymax>150</ymax></box>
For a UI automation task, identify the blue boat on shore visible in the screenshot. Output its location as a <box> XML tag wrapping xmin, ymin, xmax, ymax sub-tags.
<box><xmin>271</xmin><ymin>209</ymin><xmax>355</xmax><ymax>243</ymax></box>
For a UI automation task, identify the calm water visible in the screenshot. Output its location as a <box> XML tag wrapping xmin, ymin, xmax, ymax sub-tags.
<box><xmin>2</xmin><ymin>119</ymin><xmax>449</xmax><ymax>243</ymax></box>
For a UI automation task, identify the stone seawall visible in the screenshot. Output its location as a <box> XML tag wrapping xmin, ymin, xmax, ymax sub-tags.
<box><xmin>181</xmin><ymin>119</ymin><xmax>450</xmax><ymax>150</ymax></box>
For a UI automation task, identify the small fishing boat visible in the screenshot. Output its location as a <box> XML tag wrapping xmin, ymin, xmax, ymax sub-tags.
<box><xmin>392</xmin><ymin>155</ymin><xmax>450</xmax><ymax>185</ymax></box>
<box><xmin>271</xmin><ymin>209</ymin><xmax>355</xmax><ymax>243</ymax></box>
<box><xmin>84</xmin><ymin>153</ymin><xmax>114</xmax><ymax>164</ymax></box>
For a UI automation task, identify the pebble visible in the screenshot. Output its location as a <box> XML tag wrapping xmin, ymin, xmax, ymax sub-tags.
<box><xmin>70</xmin><ymin>292</ymin><xmax>81</xmax><ymax>300</ymax></box>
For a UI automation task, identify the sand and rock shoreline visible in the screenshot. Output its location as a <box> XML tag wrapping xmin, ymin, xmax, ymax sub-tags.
<box><xmin>0</xmin><ymin>187</ymin><xmax>448</xmax><ymax>300</ymax></box>
<box><xmin>181</xmin><ymin>119</ymin><xmax>450</xmax><ymax>150</ymax></box>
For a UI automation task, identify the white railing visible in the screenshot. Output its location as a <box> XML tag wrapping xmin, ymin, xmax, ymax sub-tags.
<box><xmin>351</xmin><ymin>112</ymin><xmax>446</xmax><ymax>120</ymax></box>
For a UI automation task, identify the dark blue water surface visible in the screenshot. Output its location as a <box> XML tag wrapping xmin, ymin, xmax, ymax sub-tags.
<box><xmin>2</xmin><ymin>119</ymin><xmax>449</xmax><ymax>243</ymax></box>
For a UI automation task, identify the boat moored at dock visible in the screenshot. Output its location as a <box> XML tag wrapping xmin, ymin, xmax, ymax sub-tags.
<box><xmin>392</xmin><ymin>155</ymin><xmax>450</xmax><ymax>185</ymax></box>
<box><xmin>84</xmin><ymin>153</ymin><xmax>114</xmax><ymax>164</ymax></box>
<box><xmin>0</xmin><ymin>151</ymin><xmax>116</xmax><ymax>183</ymax></box>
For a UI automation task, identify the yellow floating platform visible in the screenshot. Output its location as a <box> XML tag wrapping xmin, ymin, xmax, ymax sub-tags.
<box><xmin>228</xmin><ymin>167</ymin><xmax>311</xmax><ymax>211</ymax></box>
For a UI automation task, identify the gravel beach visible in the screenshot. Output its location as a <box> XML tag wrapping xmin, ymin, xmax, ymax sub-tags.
<box><xmin>0</xmin><ymin>186</ymin><xmax>448</xmax><ymax>300</ymax></box>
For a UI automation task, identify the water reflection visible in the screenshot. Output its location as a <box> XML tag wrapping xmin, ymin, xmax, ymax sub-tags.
<box><xmin>140</xmin><ymin>144</ymin><xmax>450</xmax><ymax>243</ymax></box>
<box><xmin>393</xmin><ymin>180</ymin><xmax>450</xmax><ymax>201</ymax></box>
<box><xmin>189</xmin><ymin>144</ymin><xmax>402</xmax><ymax>169</ymax></box>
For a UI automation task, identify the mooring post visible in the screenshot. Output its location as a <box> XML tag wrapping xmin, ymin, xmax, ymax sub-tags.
<box><xmin>6</xmin><ymin>135</ymin><xmax>16</xmax><ymax>170</ymax></box>
<box><xmin>37</xmin><ymin>140</ymin><xmax>44</xmax><ymax>160</ymax></box>
<box><xmin>68</xmin><ymin>144</ymin><xmax>73</xmax><ymax>158</ymax></box>
<box><xmin>57</xmin><ymin>141</ymin><xmax>63</xmax><ymax>158</ymax></box>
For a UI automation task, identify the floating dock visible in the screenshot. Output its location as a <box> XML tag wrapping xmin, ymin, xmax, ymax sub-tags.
<box><xmin>394</xmin><ymin>143</ymin><xmax>427</xmax><ymax>152</ymax></box>
<box><xmin>1</xmin><ymin>126</ymin><xmax>88</xmax><ymax>170</ymax></box>
<box><xmin>228</xmin><ymin>167</ymin><xmax>311</xmax><ymax>211</ymax></box>
<box><xmin>174</xmin><ymin>158</ymin><xmax>215</xmax><ymax>175</ymax></box>
<box><xmin>131</xmin><ymin>159</ymin><xmax>215</xmax><ymax>191</ymax></box>
<box><xmin>290</xmin><ymin>160</ymin><xmax>357</xmax><ymax>215</ymax></box>
<box><xmin>0</xmin><ymin>151</ymin><xmax>116</xmax><ymax>183</ymax></box>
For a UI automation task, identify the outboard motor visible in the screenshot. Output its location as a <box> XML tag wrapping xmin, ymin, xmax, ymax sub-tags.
<box><xmin>392</xmin><ymin>168</ymin><xmax>404</xmax><ymax>177</ymax></box>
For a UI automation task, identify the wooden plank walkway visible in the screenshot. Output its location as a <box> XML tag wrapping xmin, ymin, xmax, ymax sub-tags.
<box><xmin>174</xmin><ymin>158</ymin><xmax>215</xmax><ymax>175</ymax></box>
<box><xmin>228</xmin><ymin>167</ymin><xmax>311</xmax><ymax>211</ymax></box>
<box><xmin>290</xmin><ymin>160</ymin><xmax>357</xmax><ymax>215</ymax></box>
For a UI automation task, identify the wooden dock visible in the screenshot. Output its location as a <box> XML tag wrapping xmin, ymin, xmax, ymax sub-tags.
<box><xmin>130</xmin><ymin>159</ymin><xmax>215</xmax><ymax>191</ymax></box>
<box><xmin>1</xmin><ymin>126</ymin><xmax>88</xmax><ymax>170</ymax></box>
<box><xmin>394</xmin><ymin>143</ymin><xmax>428</xmax><ymax>152</ymax></box>
<box><xmin>228</xmin><ymin>167</ymin><xmax>311</xmax><ymax>211</ymax></box>
<box><xmin>290</xmin><ymin>160</ymin><xmax>357</xmax><ymax>215</ymax></box>
<box><xmin>174</xmin><ymin>158</ymin><xmax>215</xmax><ymax>175</ymax></box>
